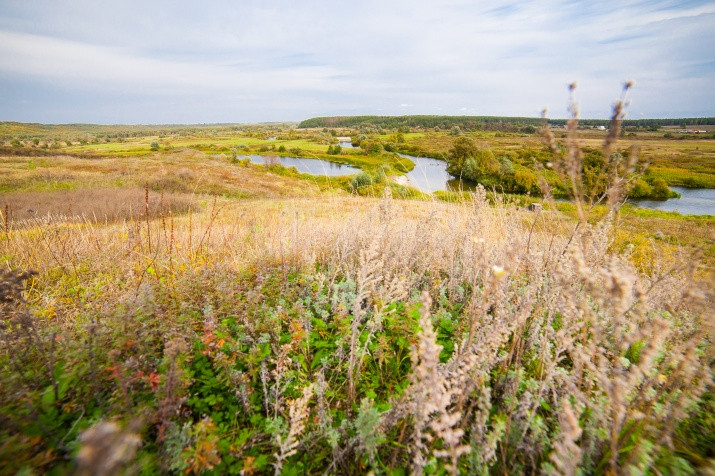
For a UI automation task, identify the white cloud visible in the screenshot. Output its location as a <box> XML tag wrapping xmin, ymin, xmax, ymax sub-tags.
<box><xmin>0</xmin><ymin>0</ymin><xmax>712</xmax><ymax>122</ymax></box>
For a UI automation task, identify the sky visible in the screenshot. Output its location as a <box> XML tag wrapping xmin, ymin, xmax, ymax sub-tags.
<box><xmin>0</xmin><ymin>0</ymin><xmax>713</xmax><ymax>124</ymax></box>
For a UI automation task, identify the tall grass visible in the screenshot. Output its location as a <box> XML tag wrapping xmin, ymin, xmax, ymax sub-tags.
<box><xmin>0</xmin><ymin>90</ymin><xmax>712</xmax><ymax>474</ymax></box>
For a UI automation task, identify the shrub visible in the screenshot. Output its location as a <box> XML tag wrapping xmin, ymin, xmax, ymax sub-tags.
<box><xmin>361</xmin><ymin>141</ymin><xmax>383</xmax><ymax>155</ymax></box>
<box><xmin>349</xmin><ymin>171</ymin><xmax>374</xmax><ymax>189</ymax></box>
<box><xmin>512</xmin><ymin>168</ymin><xmax>538</xmax><ymax>194</ymax></box>
<box><xmin>652</xmin><ymin>178</ymin><xmax>672</xmax><ymax>199</ymax></box>
<box><xmin>382</xmin><ymin>142</ymin><xmax>397</xmax><ymax>152</ymax></box>
<box><xmin>628</xmin><ymin>178</ymin><xmax>653</xmax><ymax>198</ymax></box>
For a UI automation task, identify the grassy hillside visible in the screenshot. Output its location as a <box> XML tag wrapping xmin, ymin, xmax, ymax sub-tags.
<box><xmin>0</xmin><ymin>119</ymin><xmax>713</xmax><ymax>474</ymax></box>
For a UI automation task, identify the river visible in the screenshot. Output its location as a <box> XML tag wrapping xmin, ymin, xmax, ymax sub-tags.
<box><xmin>398</xmin><ymin>154</ymin><xmax>714</xmax><ymax>215</ymax></box>
<box><xmin>630</xmin><ymin>187</ymin><xmax>715</xmax><ymax>216</ymax></box>
<box><xmin>243</xmin><ymin>154</ymin><xmax>359</xmax><ymax>176</ymax></box>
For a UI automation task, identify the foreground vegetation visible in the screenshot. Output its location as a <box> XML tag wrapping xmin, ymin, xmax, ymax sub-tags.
<box><xmin>1</xmin><ymin>100</ymin><xmax>713</xmax><ymax>475</ymax></box>
<box><xmin>2</xmin><ymin>193</ymin><xmax>712</xmax><ymax>474</ymax></box>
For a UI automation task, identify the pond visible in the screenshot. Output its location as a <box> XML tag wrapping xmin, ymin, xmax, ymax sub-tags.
<box><xmin>243</xmin><ymin>155</ymin><xmax>359</xmax><ymax>176</ymax></box>
<box><xmin>338</xmin><ymin>141</ymin><xmax>356</xmax><ymax>149</ymax></box>
<box><xmin>398</xmin><ymin>154</ymin><xmax>715</xmax><ymax>215</ymax></box>
<box><xmin>630</xmin><ymin>187</ymin><xmax>715</xmax><ymax>216</ymax></box>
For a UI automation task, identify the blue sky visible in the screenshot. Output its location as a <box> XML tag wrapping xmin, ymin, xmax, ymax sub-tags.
<box><xmin>0</xmin><ymin>0</ymin><xmax>713</xmax><ymax>123</ymax></box>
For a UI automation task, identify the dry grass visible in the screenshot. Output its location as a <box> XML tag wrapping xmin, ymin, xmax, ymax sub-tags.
<box><xmin>1</xmin><ymin>188</ymin><xmax>711</xmax><ymax>473</ymax></box>
<box><xmin>0</xmin><ymin>187</ymin><xmax>198</xmax><ymax>226</ymax></box>
<box><xmin>0</xmin><ymin>149</ymin><xmax>333</xmax><ymax>198</ymax></box>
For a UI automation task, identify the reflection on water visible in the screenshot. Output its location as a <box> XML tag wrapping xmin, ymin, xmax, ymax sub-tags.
<box><xmin>338</xmin><ymin>141</ymin><xmax>356</xmax><ymax>149</ymax></box>
<box><xmin>243</xmin><ymin>155</ymin><xmax>359</xmax><ymax>176</ymax></box>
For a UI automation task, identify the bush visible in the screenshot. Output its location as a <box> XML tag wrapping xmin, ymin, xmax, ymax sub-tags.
<box><xmin>512</xmin><ymin>168</ymin><xmax>538</xmax><ymax>194</ymax></box>
<box><xmin>361</xmin><ymin>141</ymin><xmax>383</xmax><ymax>155</ymax></box>
<box><xmin>652</xmin><ymin>178</ymin><xmax>672</xmax><ymax>200</ymax></box>
<box><xmin>150</xmin><ymin>141</ymin><xmax>160</xmax><ymax>151</ymax></box>
<box><xmin>350</xmin><ymin>171</ymin><xmax>374</xmax><ymax>190</ymax></box>
<box><xmin>628</xmin><ymin>179</ymin><xmax>653</xmax><ymax>199</ymax></box>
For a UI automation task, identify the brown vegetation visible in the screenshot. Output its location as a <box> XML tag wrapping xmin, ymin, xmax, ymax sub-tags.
<box><xmin>1</xmin><ymin>187</ymin><xmax>198</xmax><ymax>226</ymax></box>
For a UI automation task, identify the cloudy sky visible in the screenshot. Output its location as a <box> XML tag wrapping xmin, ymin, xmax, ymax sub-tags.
<box><xmin>0</xmin><ymin>0</ymin><xmax>713</xmax><ymax>123</ymax></box>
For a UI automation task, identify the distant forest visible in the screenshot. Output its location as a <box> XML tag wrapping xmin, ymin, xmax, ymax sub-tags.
<box><xmin>298</xmin><ymin>115</ymin><xmax>715</xmax><ymax>130</ymax></box>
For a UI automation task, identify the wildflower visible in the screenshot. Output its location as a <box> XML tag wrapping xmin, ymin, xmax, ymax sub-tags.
<box><xmin>492</xmin><ymin>265</ymin><xmax>506</xmax><ymax>278</ymax></box>
<box><xmin>473</xmin><ymin>237</ymin><xmax>485</xmax><ymax>244</ymax></box>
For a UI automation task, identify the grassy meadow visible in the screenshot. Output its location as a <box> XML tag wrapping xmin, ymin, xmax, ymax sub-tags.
<box><xmin>1</xmin><ymin>117</ymin><xmax>713</xmax><ymax>474</ymax></box>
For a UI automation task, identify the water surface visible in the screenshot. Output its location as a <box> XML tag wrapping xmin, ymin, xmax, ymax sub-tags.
<box><xmin>630</xmin><ymin>187</ymin><xmax>715</xmax><ymax>216</ymax></box>
<box><xmin>244</xmin><ymin>155</ymin><xmax>359</xmax><ymax>176</ymax></box>
<box><xmin>398</xmin><ymin>154</ymin><xmax>476</xmax><ymax>193</ymax></box>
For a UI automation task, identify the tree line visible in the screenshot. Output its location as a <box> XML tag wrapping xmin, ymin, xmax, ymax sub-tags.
<box><xmin>298</xmin><ymin>115</ymin><xmax>715</xmax><ymax>130</ymax></box>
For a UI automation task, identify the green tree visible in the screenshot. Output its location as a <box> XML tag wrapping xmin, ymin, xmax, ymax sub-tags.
<box><xmin>445</xmin><ymin>137</ymin><xmax>498</xmax><ymax>182</ymax></box>
<box><xmin>150</xmin><ymin>141</ymin><xmax>160</xmax><ymax>151</ymax></box>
